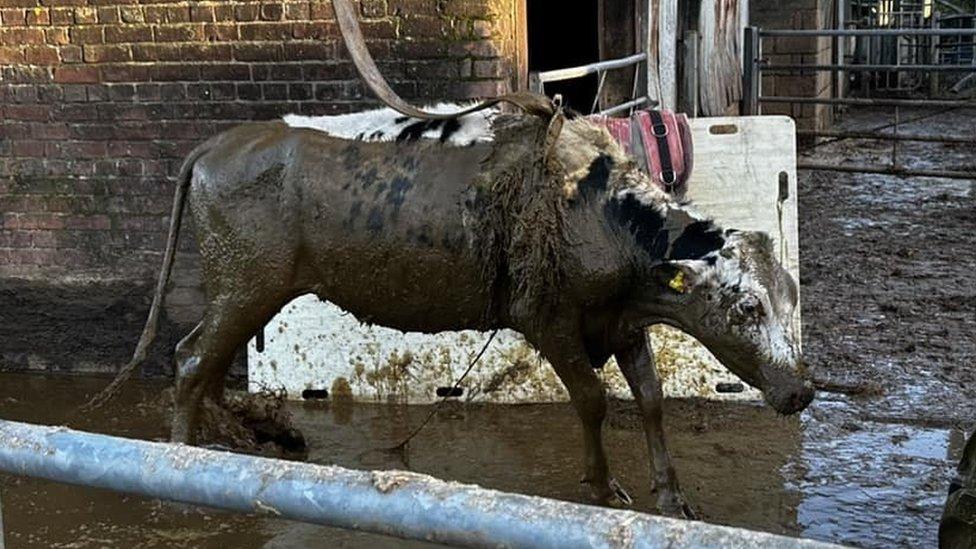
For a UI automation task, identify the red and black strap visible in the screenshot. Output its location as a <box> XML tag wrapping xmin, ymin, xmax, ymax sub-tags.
<box><xmin>647</xmin><ymin>110</ymin><xmax>676</xmax><ymax>193</ymax></box>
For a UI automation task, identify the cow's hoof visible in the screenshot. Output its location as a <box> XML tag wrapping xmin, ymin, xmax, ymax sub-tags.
<box><xmin>608</xmin><ymin>478</ymin><xmax>634</xmax><ymax>506</ymax></box>
<box><xmin>581</xmin><ymin>477</ymin><xmax>633</xmax><ymax>507</ymax></box>
<box><xmin>656</xmin><ymin>491</ymin><xmax>697</xmax><ymax>520</ymax></box>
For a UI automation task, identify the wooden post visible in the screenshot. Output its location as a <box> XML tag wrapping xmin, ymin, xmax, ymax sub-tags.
<box><xmin>644</xmin><ymin>0</ymin><xmax>663</xmax><ymax>107</ymax></box>
<box><xmin>659</xmin><ymin>0</ymin><xmax>679</xmax><ymax>109</ymax></box>
<box><xmin>930</xmin><ymin>12</ymin><xmax>941</xmax><ymax>96</ymax></box>
<box><xmin>742</xmin><ymin>26</ymin><xmax>760</xmax><ymax>115</ymax></box>
<box><xmin>682</xmin><ymin>30</ymin><xmax>700</xmax><ymax>115</ymax></box>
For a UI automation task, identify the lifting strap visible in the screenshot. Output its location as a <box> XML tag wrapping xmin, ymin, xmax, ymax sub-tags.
<box><xmin>331</xmin><ymin>0</ymin><xmax>555</xmax><ymax>121</ymax></box>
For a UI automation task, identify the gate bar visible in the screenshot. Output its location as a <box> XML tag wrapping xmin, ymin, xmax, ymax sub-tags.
<box><xmin>759</xmin><ymin>28</ymin><xmax>976</xmax><ymax>37</ymax></box>
<box><xmin>534</xmin><ymin>53</ymin><xmax>647</xmax><ymax>84</ymax></box>
<box><xmin>797</xmin><ymin>129</ymin><xmax>976</xmax><ymax>143</ymax></box>
<box><xmin>0</xmin><ymin>420</ymin><xmax>837</xmax><ymax>548</ymax></box>
<box><xmin>761</xmin><ymin>96</ymin><xmax>976</xmax><ymax>107</ymax></box>
<box><xmin>799</xmin><ymin>162</ymin><xmax>976</xmax><ymax>179</ymax></box>
<box><xmin>763</xmin><ymin>64</ymin><xmax>976</xmax><ymax>72</ymax></box>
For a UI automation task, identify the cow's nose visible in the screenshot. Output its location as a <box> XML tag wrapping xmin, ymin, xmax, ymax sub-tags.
<box><xmin>789</xmin><ymin>384</ymin><xmax>815</xmax><ymax>413</ymax></box>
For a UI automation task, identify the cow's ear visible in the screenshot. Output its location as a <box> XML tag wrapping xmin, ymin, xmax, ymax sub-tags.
<box><xmin>652</xmin><ymin>261</ymin><xmax>701</xmax><ymax>295</ymax></box>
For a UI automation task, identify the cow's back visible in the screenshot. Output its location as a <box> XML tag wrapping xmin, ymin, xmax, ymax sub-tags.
<box><xmin>187</xmin><ymin>121</ymin><xmax>499</xmax><ymax>333</ymax></box>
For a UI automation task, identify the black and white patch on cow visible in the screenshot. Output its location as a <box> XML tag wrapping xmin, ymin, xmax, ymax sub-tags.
<box><xmin>282</xmin><ymin>103</ymin><xmax>497</xmax><ymax>147</ymax></box>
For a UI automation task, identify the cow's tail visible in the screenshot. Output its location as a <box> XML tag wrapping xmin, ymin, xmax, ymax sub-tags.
<box><xmin>82</xmin><ymin>142</ymin><xmax>211</xmax><ymax>411</ymax></box>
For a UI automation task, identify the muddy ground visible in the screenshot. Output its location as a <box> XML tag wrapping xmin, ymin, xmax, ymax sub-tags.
<box><xmin>0</xmin><ymin>107</ymin><xmax>973</xmax><ymax>548</ymax></box>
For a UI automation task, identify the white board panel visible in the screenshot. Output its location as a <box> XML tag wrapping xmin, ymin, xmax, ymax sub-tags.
<box><xmin>247</xmin><ymin>116</ymin><xmax>799</xmax><ymax>404</ymax></box>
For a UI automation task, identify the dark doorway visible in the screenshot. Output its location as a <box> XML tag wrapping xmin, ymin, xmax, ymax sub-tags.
<box><xmin>527</xmin><ymin>0</ymin><xmax>600</xmax><ymax>113</ymax></box>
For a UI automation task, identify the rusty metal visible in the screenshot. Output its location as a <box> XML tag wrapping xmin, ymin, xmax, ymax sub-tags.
<box><xmin>798</xmin><ymin>162</ymin><xmax>976</xmax><ymax>179</ymax></box>
<box><xmin>763</xmin><ymin>63</ymin><xmax>976</xmax><ymax>72</ymax></box>
<box><xmin>797</xmin><ymin>129</ymin><xmax>976</xmax><ymax>143</ymax></box>
<box><xmin>533</xmin><ymin>53</ymin><xmax>648</xmax><ymax>84</ymax></box>
<box><xmin>759</xmin><ymin>28</ymin><xmax>976</xmax><ymax>36</ymax></box>
<box><xmin>761</xmin><ymin>96</ymin><xmax>976</xmax><ymax>107</ymax></box>
<box><xmin>0</xmin><ymin>420</ymin><xmax>839</xmax><ymax>548</ymax></box>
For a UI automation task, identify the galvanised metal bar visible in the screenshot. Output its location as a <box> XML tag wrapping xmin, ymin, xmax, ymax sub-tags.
<box><xmin>0</xmin><ymin>420</ymin><xmax>839</xmax><ymax>548</ymax></box>
<box><xmin>798</xmin><ymin>162</ymin><xmax>976</xmax><ymax>179</ymax></box>
<box><xmin>762</xmin><ymin>63</ymin><xmax>976</xmax><ymax>72</ymax></box>
<box><xmin>797</xmin><ymin>129</ymin><xmax>976</xmax><ymax>143</ymax></box>
<box><xmin>761</xmin><ymin>95</ymin><xmax>976</xmax><ymax>107</ymax></box>
<box><xmin>759</xmin><ymin>28</ymin><xmax>976</xmax><ymax>37</ymax></box>
<box><xmin>535</xmin><ymin>53</ymin><xmax>647</xmax><ymax>83</ymax></box>
<box><xmin>598</xmin><ymin>96</ymin><xmax>653</xmax><ymax>116</ymax></box>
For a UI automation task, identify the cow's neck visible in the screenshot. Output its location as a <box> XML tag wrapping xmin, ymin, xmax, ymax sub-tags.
<box><xmin>605</xmin><ymin>187</ymin><xmax>726</xmax><ymax>264</ymax></box>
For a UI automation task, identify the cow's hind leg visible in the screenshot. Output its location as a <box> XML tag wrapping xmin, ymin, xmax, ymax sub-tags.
<box><xmin>615</xmin><ymin>329</ymin><xmax>695</xmax><ymax>519</ymax></box>
<box><xmin>533</xmin><ymin>331</ymin><xmax>629</xmax><ymax>506</ymax></box>
<box><xmin>171</xmin><ymin>295</ymin><xmax>281</xmax><ymax>444</ymax></box>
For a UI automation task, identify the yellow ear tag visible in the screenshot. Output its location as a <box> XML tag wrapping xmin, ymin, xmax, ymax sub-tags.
<box><xmin>668</xmin><ymin>270</ymin><xmax>687</xmax><ymax>293</ymax></box>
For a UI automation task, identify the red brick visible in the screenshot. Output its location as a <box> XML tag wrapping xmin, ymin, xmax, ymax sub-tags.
<box><xmin>0</xmin><ymin>46</ymin><xmax>24</xmax><ymax>63</ymax></box>
<box><xmin>361</xmin><ymin>0</ymin><xmax>385</xmax><ymax>17</ymax></box>
<box><xmin>96</xmin><ymin>6</ymin><xmax>118</xmax><ymax>24</ymax></box>
<box><xmin>142</xmin><ymin>6</ymin><xmax>166</xmax><ymax>23</ymax></box>
<box><xmin>164</xmin><ymin>5</ymin><xmax>189</xmax><ymax>23</ymax></box>
<box><xmin>285</xmin><ymin>2</ymin><xmax>309</xmax><ymax>20</ymax></box>
<box><xmin>59</xmin><ymin>44</ymin><xmax>81</xmax><ymax>62</ymax></box>
<box><xmin>50</xmin><ymin>7</ymin><xmax>72</xmax><ymax>24</ymax></box>
<box><xmin>189</xmin><ymin>4</ymin><xmax>213</xmax><ymax>22</ymax></box>
<box><xmin>118</xmin><ymin>6</ymin><xmax>142</xmax><ymax>23</ymax></box>
<box><xmin>68</xmin><ymin>26</ymin><xmax>103</xmax><ymax>45</ymax></box>
<box><xmin>291</xmin><ymin>21</ymin><xmax>335</xmax><ymax>40</ymax></box>
<box><xmin>45</xmin><ymin>27</ymin><xmax>69</xmax><ymax>44</ymax></box>
<box><xmin>233</xmin><ymin>43</ymin><xmax>282</xmax><ymax>61</ymax></box>
<box><xmin>39</xmin><ymin>0</ymin><xmax>88</xmax><ymax>6</ymax></box>
<box><xmin>99</xmin><ymin>64</ymin><xmax>149</xmax><ymax>82</ymax></box>
<box><xmin>24</xmin><ymin>45</ymin><xmax>59</xmax><ymax>64</ymax></box>
<box><xmin>4</xmin><ymin>104</ymin><xmax>48</xmax><ymax>121</ymax></box>
<box><xmin>58</xmin><ymin>140</ymin><xmax>107</xmax><ymax>158</ymax></box>
<box><xmin>150</xmin><ymin>64</ymin><xmax>199</xmax><ymax>82</ymax></box>
<box><xmin>104</xmin><ymin>25</ymin><xmax>152</xmax><ymax>43</ymax></box>
<box><xmin>73</xmin><ymin>6</ymin><xmax>95</xmax><ymax>24</ymax></box>
<box><xmin>1</xmin><ymin>8</ymin><xmax>26</xmax><ymax>25</ymax></box>
<box><xmin>204</xmin><ymin>23</ymin><xmax>239</xmax><ymax>41</ymax></box>
<box><xmin>130</xmin><ymin>43</ymin><xmax>157</xmax><ymax>61</ymax></box>
<box><xmin>284</xmin><ymin>41</ymin><xmax>333</xmax><ymax>60</ymax></box>
<box><xmin>211</xmin><ymin>4</ymin><xmax>234</xmax><ymax>21</ymax></box>
<box><xmin>26</xmin><ymin>6</ymin><xmax>50</xmax><ymax>24</ymax></box>
<box><xmin>309</xmin><ymin>2</ymin><xmax>333</xmax><ymax>20</ymax></box>
<box><xmin>54</xmin><ymin>65</ymin><xmax>99</xmax><ymax>83</ymax></box>
<box><xmin>83</xmin><ymin>44</ymin><xmax>130</xmax><ymax>63</ymax></box>
<box><xmin>180</xmin><ymin>43</ymin><xmax>232</xmax><ymax>62</ymax></box>
<box><xmin>260</xmin><ymin>2</ymin><xmax>283</xmax><ymax>20</ymax></box>
<box><xmin>2</xmin><ymin>213</ymin><xmax>65</xmax><ymax>230</ymax></box>
<box><xmin>31</xmin><ymin>123</ymin><xmax>70</xmax><ymax>139</ymax></box>
<box><xmin>12</xmin><ymin>139</ymin><xmax>45</xmax><ymax>157</ymax></box>
<box><xmin>0</xmin><ymin>27</ymin><xmax>45</xmax><ymax>45</ymax></box>
<box><xmin>235</xmin><ymin>3</ymin><xmax>259</xmax><ymax>21</ymax></box>
<box><xmin>64</xmin><ymin>215</ymin><xmax>110</xmax><ymax>230</ymax></box>
<box><xmin>239</xmin><ymin>22</ymin><xmax>293</xmax><ymax>40</ymax></box>
<box><xmin>153</xmin><ymin>24</ymin><xmax>204</xmax><ymax>42</ymax></box>
<box><xmin>400</xmin><ymin>16</ymin><xmax>445</xmax><ymax>38</ymax></box>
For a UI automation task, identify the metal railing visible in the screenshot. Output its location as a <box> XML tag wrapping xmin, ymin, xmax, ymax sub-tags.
<box><xmin>0</xmin><ymin>419</ymin><xmax>839</xmax><ymax>548</ymax></box>
<box><xmin>742</xmin><ymin>25</ymin><xmax>976</xmax><ymax>180</ymax></box>
<box><xmin>529</xmin><ymin>53</ymin><xmax>656</xmax><ymax>116</ymax></box>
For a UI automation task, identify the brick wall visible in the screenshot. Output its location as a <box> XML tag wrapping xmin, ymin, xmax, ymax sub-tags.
<box><xmin>752</xmin><ymin>0</ymin><xmax>834</xmax><ymax>132</ymax></box>
<box><xmin>0</xmin><ymin>0</ymin><xmax>521</xmax><ymax>376</ymax></box>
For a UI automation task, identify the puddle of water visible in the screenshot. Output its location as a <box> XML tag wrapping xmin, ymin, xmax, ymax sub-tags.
<box><xmin>793</xmin><ymin>406</ymin><xmax>958</xmax><ymax>547</ymax></box>
<box><xmin>0</xmin><ymin>372</ymin><xmax>961</xmax><ymax>548</ymax></box>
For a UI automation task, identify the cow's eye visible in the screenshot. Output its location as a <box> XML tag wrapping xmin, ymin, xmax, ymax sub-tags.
<box><xmin>738</xmin><ymin>295</ymin><xmax>764</xmax><ymax>318</ymax></box>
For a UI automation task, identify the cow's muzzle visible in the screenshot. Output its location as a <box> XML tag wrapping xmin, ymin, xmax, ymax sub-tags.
<box><xmin>760</xmin><ymin>365</ymin><xmax>815</xmax><ymax>415</ymax></box>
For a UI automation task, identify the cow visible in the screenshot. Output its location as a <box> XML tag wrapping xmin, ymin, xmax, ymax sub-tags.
<box><xmin>99</xmin><ymin>102</ymin><xmax>814</xmax><ymax>518</ymax></box>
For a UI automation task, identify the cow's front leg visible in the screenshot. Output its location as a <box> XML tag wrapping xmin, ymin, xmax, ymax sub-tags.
<box><xmin>534</xmin><ymin>332</ymin><xmax>630</xmax><ymax>507</ymax></box>
<box><xmin>615</xmin><ymin>329</ymin><xmax>696</xmax><ymax>519</ymax></box>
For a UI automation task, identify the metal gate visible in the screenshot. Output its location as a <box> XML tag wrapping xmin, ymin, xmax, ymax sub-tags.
<box><xmin>742</xmin><ymin>25</ymin><xmax>976</xmax><ymax>180</ymax></box>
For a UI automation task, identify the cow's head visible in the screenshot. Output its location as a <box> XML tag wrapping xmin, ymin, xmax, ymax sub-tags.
<box><xmin>636</xmin><ymin>228</ymin><xmax>814</xmax><ymax>415</ymax></box>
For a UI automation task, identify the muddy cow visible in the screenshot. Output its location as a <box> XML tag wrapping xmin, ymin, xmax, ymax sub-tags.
<box><xmin>110</xmin><ymin>102</ymin><xmax>814</xmax><ymax>517</ymax></box>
